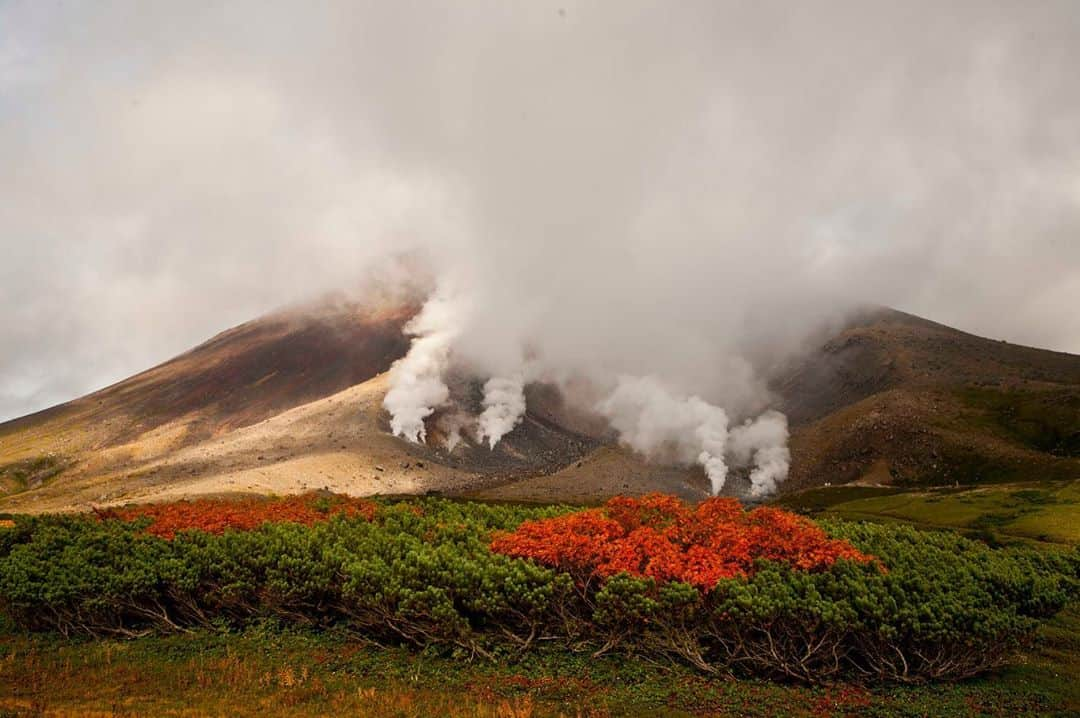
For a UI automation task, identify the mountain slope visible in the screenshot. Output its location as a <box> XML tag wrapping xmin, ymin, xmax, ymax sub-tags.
<box><xmin>0</xmin><ymin>295</ymin><xmax>630</xmax><ymax>512</ymax></box>
<box><xmin>776</xmin><ymin>308</ymin><xmax>1080</xmax><ymax>490</ymax></box>
<box><xmin>1</xmin><ymin>302</ymin><xmax>1077</xmax><ymax>512</ymax></box>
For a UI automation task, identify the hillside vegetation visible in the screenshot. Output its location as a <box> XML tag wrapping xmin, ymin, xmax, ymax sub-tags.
<box><xmin>777</xmin><ymin>479</ymin><xmax>1080</xmax><ymax>545</ymax></box>
<box><xmin>1</xmin><ymin>494</ymin><xmax>1075</xmax><ymax>686</ymax></box>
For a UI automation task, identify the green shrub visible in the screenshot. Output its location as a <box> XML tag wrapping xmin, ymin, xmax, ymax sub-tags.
<box><xmin>0</xmin><ymin>498</ymin><xmax>1076</xmax><ymax>684</ymax></box>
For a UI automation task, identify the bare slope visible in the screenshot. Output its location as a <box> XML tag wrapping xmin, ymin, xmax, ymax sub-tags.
<box><xmin>0</xmin><ymin>295</ymin><xmax>413</xmax><ymax>460</ymax></box>
<box><xmin>0</xmin><ymin>296</ymin><xmax>629</xmax><ymax>511</ymax></box>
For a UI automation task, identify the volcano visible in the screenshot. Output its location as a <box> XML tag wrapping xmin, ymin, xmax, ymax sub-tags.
<box><xmin>1</xmin><ymin>296</ymin><xmax>1077</xmax><ymax>513</ymax></box>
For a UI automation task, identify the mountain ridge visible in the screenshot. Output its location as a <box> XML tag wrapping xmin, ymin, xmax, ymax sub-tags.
<box><xmin>1</xmin><ymin>299</ymin><xmax>1076</xmax><ymax>512</ymax></box>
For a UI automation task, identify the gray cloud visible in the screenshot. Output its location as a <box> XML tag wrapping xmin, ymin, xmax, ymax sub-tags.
<box><xmin>2</xmin><ymin>1</ymin><xmax>1079</xmax><ymax>422</ymax></box>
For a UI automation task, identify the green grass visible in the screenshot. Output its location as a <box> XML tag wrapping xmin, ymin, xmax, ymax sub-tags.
<box><xmin>0</xmin><ymin>456</ymin><xmax>67</xmax><ymax>498</ymax></box>
<box><xmin>779</xmin><ymin>480</ymin><xmax>1080</xmax><ymax>544</ymax></box>
<box><xmin>1</xmin><ymin>610</ymin><xmax>1078</xmax><ymax>717</ymax></box>
<box><xmin>773</xmin><ymin>486</ymin><xmax>910</xmax><ymax>514</ymax></box>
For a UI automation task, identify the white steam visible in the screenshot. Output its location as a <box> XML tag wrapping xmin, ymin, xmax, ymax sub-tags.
<box><xmin>595</xmin><ymin>375</ymin><xmax>731</xmax><ymax>495</ymax></box>
<box><xmin>595</xmin><ymin>376</ymin><xmax>791</xmax><ymax>497</ymax></box>
<box><xmin>478</xmin><ymin>375</ymin><xmax>526</xmax><ymax>449</ymax></box>
<box><xmin>384</xmin><ymin>289</ymin><xmax>530</xmax><ymax>450</ymax></box>
<box><xmin>382</xmin><ymin>294</ymin><xmax>792</xmax><ymax>495</ymax></box>
<box><xmin>728</xmin><ymin>411</ymin><xmax>792</xmax><ymax>498</ymax></box>
<box><xmin>382</xmin><ymin>297</ymin><xmax>794</xmax><ymax>496</ymax></box>
<box><xmin>382</xmin><ymin>293</ymin><xmax>459</xmax><ymax>443</ymax></box>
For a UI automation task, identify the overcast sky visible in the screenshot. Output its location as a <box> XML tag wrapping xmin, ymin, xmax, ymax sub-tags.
<box><xmin>2</xmin><ymin>1</ymin><xmax>1079</xmax><ymax>423</ymax></box>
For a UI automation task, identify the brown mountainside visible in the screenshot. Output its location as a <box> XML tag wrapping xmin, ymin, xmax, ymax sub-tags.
<box><xmin>1</xmin><ymin>302</ymin><xmax>1076</xmax><ymax>512</ymax></box>
<box><xmin>777</xmin><ymin>308</ymin><xmax>1079</xmax><ymax>490</ymax></box>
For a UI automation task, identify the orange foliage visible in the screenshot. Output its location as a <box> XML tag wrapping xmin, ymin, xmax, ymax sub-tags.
<box><xmin>490</xmin><ymin>494</ymin><xmax>877</xmax><ymax>591</ymax></box>
<box><xmin>99</xmin><ymin>493</ymin><xmax>376</xmax><ymax>539</ymax></box>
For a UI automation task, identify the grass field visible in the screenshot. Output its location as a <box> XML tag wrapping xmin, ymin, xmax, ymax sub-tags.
<box><xmin>1</xmin><ymin>607</ymin><xmax>1078</xmax><ymax>718</ymax></box>
<box><xmin>777</xmin><ymin>479</ymin><xmax>1080</xmax><ymax>544</ymax></box>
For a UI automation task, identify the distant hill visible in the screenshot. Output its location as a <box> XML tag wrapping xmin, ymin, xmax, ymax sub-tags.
<box><xmin>1</xmin><ymin>298</ymin><xmax>1076</xmax><ymax>512</ymax></box>
<box><xmin>775</xmin><ymin>308</ymin><xmax>1079</xmax><ymax>490</ymax></box>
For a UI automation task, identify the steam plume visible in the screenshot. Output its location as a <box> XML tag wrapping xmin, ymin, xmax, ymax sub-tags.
<box><xmin>478</xmin><ymin>375</ymin><xmax>526</xmax><ymax>448</ymax></box>
<box><xmin>382</xmin><ymin>293</ymin><xmax>459</xmax><ymax>443</ymax></box>
<box><xmin>595</xmin><ymin>375</ymin><xmax>731</xmax><ymax>495</ymax></box>
<box><xmin>728</xmin><ymin>411</ymin><xmax>791</xmax><ymax>497</ymax></box>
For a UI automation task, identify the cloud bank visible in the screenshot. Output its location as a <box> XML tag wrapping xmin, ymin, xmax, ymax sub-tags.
<box><xmin>3</xmin><ymin>0</ymin><xmax>1080</xmax><ymax>430</ymax></box>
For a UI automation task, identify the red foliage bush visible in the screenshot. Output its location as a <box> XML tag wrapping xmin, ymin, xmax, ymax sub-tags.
<box><xmin>99</xmin><ymin>493</ymin><xmax>376</xmax><ymax>539</ymax></box>
<box><xmin>490</xmin><ymin>494</ymin><xmax>877</xmax><ymax>591</ymax></box>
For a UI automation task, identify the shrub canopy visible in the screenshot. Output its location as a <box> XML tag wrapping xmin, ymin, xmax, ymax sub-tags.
<box><xmin>491</xmin><ymin>494</ymin><xmax>876</xmax><ymax>590</ymax></box>
<box><xmin>0</xmin><ymin>494</ymin><xmax>1076</xmax><ymax>684</ymax></box>
<box><xmin>96</xmin><ymin>493</ymin><xmax>376</xmax><ymax>539</ymax></box>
